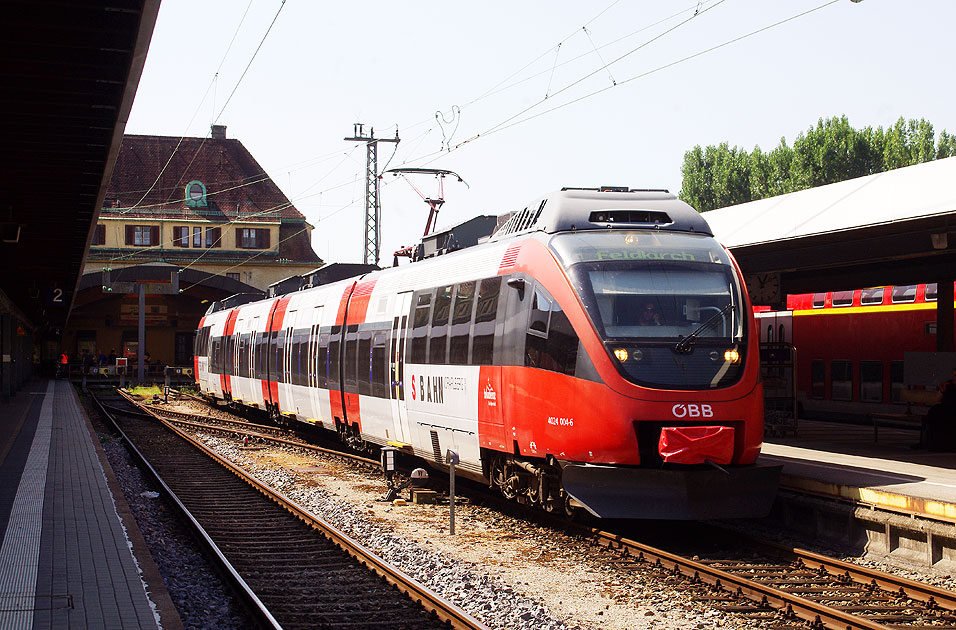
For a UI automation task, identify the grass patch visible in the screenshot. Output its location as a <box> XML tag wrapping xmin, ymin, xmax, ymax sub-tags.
<box><xmin>128</xmin><ymin>385</ymin><xmax>162</xmax><ymax>398</ymax></box>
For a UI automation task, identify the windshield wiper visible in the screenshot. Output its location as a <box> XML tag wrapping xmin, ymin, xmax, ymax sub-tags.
<box><xmin>674</xmin><ymin>303</ymin><xmax>734</xmax><ymax>354</ymax></box>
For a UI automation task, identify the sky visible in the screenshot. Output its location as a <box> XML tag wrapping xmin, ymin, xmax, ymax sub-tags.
<box><xmin>124</xmin><ymin>0</ymin><xmax>956</xmax><ymax>267</ymax></box>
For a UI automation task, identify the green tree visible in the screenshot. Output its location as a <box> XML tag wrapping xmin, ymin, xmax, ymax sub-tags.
<box><xmin>680</xmin><ymin>115</ymin><xmax>954</xmax><ymax>212</ymax></box>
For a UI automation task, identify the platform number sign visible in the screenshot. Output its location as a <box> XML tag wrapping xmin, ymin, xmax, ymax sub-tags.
<box><xmin>46</xmin><ymin>287</ymin><xmax>66</xmax><ymax>308</ymax></box>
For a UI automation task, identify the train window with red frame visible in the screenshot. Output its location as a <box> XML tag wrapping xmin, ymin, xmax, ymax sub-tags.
<box><xmin>860</xmin><ymin>361</ymin><xmax>882</xmax><ymax>403</ymax></box>
<box><xmin>472</xmin><ymin>277</ymin><xmax>502</xmax><ymax>366</ymax></box>
<box><xmin>429</xmin><ymin>286</ymin><xmax>453</xmax><ymax>364</ymax></box>
<box><xmin>892</xmin><ymin>285</ymin><xmax>917</xmax><ymax>304</ymax></box>
<box><xmin>890</xmin><ymin>361</ymin><xmax>904</xmax><ymax>403</ymax></box>
<box><xmin>831</xmin><ymin>360</ymin><xmax>853</xmax><ymax>400</ymax></box>
<box><xmin>832</xmin><ymin>291</ymin><xmax>853</xmax><ymax>307</ymax></box>
<box><xmin>410</xmin><ymin>291</ymin><xmax>432</xmax><ymax>364</ymax></box>
<box><xmin>525</xmin><ymin>284</ymin><xmax>579</xmax><ymax>376</ymax></box>
<box><xmin>449</xmin><ymin>282</ymin><xmax>475</xmax><ymax>365</ymax></box>
<box><xmin>811</xmin><ymin>360</ymin><xmax>825</xmax><ymax>399</ymax></box>
<box><xmin>925</xmin><ymin>283</ymin><xmax>938</xmax><ymax>302</ymax></box>
<box><xmin>812</xmin><ymin>293</ymin><xmax>826</xmax><ymax>308</ymax></box>
<box><xmin>860</xmin><ymin>288</ymin><xmax>884</xmax><ymax>306</ymax></box>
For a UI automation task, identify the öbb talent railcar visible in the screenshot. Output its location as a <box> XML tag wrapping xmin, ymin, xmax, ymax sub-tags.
<box><xmin>194</xmin><ymin>188</ymin><xmax>780</xmax><ymax>519</ymax></box>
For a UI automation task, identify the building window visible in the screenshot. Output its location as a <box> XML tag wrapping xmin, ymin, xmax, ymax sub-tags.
<box><xmin>125</xmin><ymin>225</ymin><xmax>159</xmax><ymax>246</ymax></box>
<box><xmin>236</xmin><ymin>227</ymin><xmax>270</xmax><ymax>249</ymax></box>
<box><xmin>192</xmin><ymin>226</ymin><xmax>202</xmax><ymax>247</ymax></box>
<box><xmin>184</xmin><ymin>180</ymin><xmax>207</xmax><ymax>208</ymax></box>
<box><xmin>205</xmin><ymin>227</ymin><xmax>221</xmax><ymax>248</ymax></box>
<box><xmin>226</xmin><ymin>272</ymin><xmax>240</xmax><ymax>281</ymax></box>
<box><xmin>173</xmin><ymin>226</ymin><xmax>189</xmax><ymax>247</ymax></box>
<box><xmin>91</xmin><ymin>224</ymin><xmax>106</xmax><ymax>246</ymax></box>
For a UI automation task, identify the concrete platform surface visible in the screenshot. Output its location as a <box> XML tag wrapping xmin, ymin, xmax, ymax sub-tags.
<box><xmin>0</xmin><ymin>380</ymin><xmax>176</xmax><ymax>629</ymax></box>
<box><xmin>763</xmin><ymin>419</ymin><xmax>956</xmax><ymax>521</ymax></box>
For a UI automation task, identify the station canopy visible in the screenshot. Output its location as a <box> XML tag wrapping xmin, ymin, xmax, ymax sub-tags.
<box><xmin>703</xmin><ymin>156</ymin><xmax>956</xmax><ymax>296</ymax></box>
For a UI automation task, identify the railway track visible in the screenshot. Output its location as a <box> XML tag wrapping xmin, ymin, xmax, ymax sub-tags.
<box><xmin>128</xmin><ymin>392</ymin><xmax>956</xmax><ymax>629</ymax></box>
<box><xmin>94</xmin><ymin>391</ymin><xmax>486</xmax><ymax>630</ymax></box>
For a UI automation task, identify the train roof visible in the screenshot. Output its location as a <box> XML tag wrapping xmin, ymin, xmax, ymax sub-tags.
<box><xmin>488</xmin><ymin>187</ymin><xmax>712</xmax><ymax>242</ymax></box>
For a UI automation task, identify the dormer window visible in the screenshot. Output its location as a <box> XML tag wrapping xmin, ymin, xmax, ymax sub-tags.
<box><xmin>185</xmin><ymin>180</ymin><xmax>207</xmax><ymax>207</ymax></box>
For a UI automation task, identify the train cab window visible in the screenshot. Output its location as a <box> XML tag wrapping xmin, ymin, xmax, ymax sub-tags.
<box><xmin>525</xmin><ymin>285</ymin><xmax>579</xmax><ymax>376</ymax></box>
<box><xmin>860</xmin><ymin>360</ymin><xmax>883</xmax><ymax>403</ymax></box>
<box><xmin>831</xmin><ymin>360</ymin><xmax>853</xmax><ymax>401</ymax></box>
<box><xmin>410</xmin><ymin>291</ymin><xmax>432</xmax><ymax>364</ymax></box>
<box><xmin>471</xmin><ymin>277</ymin><xmax>502</xmax><ymax>366</ymax></box>
<box><xmin>810</xmin><ymin>359</ymin><xmax>825</xmax><ymax>399</ymax></box>
<box><xmin>891</xmin><ymin>285</ymin><xmax>917</xmax><ymax>304</ymax></box>
<box><xmin>832</xmin><ymin>291</ymin><xmax>854</xmax><ymax>307</ymax></box>
<box><xmin>925</xmin><ymin>283</ymin><xmax>938</xmax><ymax>302</ymax></box>
<box><xmin>429</xmin><ymin>285</ymin><xmax>453</xmax><ymax>364</ymax></box>
<box><xmin>860</xmin><ymin>288</ymin><xmax>884</xmax><ymax>306</ymax></box>
<box><xmin>812</xmin><ymin>293</ymin><xmax>827</xmax><ymax>308</ymax></box>
<box><xmin>890</xmin><ymin>361</ymin><xmax>904</xmax><ymax>403</ymax></box>
<box><xmin>449</xmin><ymin>281</ymin><xmax>475</xmax><ymax>365</ymax></box>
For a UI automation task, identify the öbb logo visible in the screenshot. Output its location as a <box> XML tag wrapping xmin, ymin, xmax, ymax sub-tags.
<box><xmin>671</xmin><ymin>403</ymin><xmax>713</xmax><ymax>418</ymax></box>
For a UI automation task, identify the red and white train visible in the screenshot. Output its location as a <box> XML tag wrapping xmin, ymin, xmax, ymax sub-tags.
<box><xmin>194</xmin><ymin>188</ymin><xmax>780</xmax><ymax>519</ymax></box>
<box><xmin>757</xmin><ymin>284</ymin><xmax>949</xmax><ymax>418</ymax></box>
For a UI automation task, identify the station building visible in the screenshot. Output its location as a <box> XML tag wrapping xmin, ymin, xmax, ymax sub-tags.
<box><xmin>63</xmin><ymin>126</ymin><xmax>323</xmax><ymax>368</ymax></box>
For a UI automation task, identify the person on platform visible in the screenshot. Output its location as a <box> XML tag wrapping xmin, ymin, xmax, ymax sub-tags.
<box><xmin>58</xmin><ymin>352</ymin><xmax>69</xmax><ymax>379</ymax></box>
<box><xmin>108</xmin><ymin>348</ymin><xmax>117</xmax><ymax>364</ymax></box>
<box><xmin>82</xmin><ymin>349</ymin><xmax>94</xmax><ymax>374</ymax></box>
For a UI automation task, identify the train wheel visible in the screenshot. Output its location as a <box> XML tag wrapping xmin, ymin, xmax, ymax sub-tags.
<box><xmin>491</xmin><ymin>458</ymin><xmax>518</xmax><ymax>500</ymax></box>
<box><xmin>268</xmin><ymin>404</ymin><xmax>281</xmax><ymax>425</ymax></box>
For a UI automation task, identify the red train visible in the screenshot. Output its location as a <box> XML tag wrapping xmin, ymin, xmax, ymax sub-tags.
<box><xmin>194</xmin><ymin>187</ymin><xmax>780</xmax><ymax>519</ymax></box>
<box><xmin>756</xmin><ymin>284</ymin><xmax>946</xmax><ymax>418</ymax></box>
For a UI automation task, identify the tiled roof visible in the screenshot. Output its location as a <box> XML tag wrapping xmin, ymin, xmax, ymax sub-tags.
<box><xmin>103</xmin><ymin>134</ymin><xmax>306</xmax><ymax>223</ymax></box>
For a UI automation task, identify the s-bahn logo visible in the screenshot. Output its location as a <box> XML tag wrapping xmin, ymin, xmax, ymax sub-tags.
<box><xmin>672</xmin><ymin>403</ymin><xmax>713</xmax><ymax>418</ymax></box>
<box><xmin>409</xmin><ymin>374</ymin><xmax>445</xmax><ymax>404</ymax></box>
<box><xmin>483</xmin><ymin>381</ymin><xmax>497</xmax><ymax>407</ymax></box>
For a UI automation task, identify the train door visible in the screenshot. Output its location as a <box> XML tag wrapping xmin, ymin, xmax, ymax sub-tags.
<box><xmin>389</xmin><ymin>292</ymin><xmax>413</xmax><ymax>444</ymax></box>
<box><xmin>282</xmin><ymin>311</ymin><xmax>295</xmax><ymax>412</ymax></box>
<box><xmin>307</xmin><ymin>306</ymin><xmax>325</xmax><ymax>422</ymax></box>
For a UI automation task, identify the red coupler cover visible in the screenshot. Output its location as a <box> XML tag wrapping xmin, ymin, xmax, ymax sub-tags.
<box><xmin>658</xmin><ymin>425</ymin><xmax>734</xmax><ymax>465</ymax></box>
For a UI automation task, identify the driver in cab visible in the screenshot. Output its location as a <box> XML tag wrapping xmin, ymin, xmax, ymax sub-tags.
<box><xmin>639</xmin><ymin>301</ymin><xmax>662</xmax><ymax>326</ymax></box>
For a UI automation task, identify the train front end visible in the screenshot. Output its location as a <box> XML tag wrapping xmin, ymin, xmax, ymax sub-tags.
<box><xmin>510</xmin><ymin>189</ymin><xmax>780</xmax><ymax>519</ymax></box>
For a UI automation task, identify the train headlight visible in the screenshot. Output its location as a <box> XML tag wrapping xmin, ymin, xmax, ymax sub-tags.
<box><xmin>613</xmin><ymin>348</ymin><xmax>629</xmax><ymax>362</ymax></box>
<box><xmin>724</xmin><ymin>349</ymin><xmax>741</xmax><ymax>364</ymax></box>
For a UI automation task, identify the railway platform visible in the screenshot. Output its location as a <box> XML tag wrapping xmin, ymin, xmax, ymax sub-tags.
<box><xmin>0</xmin><ymin>379</ymin><xmax>180</xmax><ymax>629</ymax></box>
<box><xmin>760</xmin><ymin>419</ymin><xmax>956</xmax><ymax>569</ymax></box>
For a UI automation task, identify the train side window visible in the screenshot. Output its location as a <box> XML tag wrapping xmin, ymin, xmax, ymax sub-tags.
<box><xmin>812</xmin><ymin>293</ymin><xmax>826</xmax><ymax>308</ymax></box>
<box><xmin>210</xmin><ymin>338</ymin><xmax>221</xmax><ymax>374</ymax></box>
<box><xmin>860</xmin><ymin>288</ymin><xmax>884</xmax><ymax>306</ymax></box>
<box><xmin>471</xmin><ymin>277</ymin><xmax>502</xmax><ymax>365</ymax></box>
<box><xmin>891</xmin><ymin>285</ymin><xmax>917</xmax><ymax>303</ymax></box>
<box><xmin>810</xmin><ymin>360</ymin><xmax>825</xmax><ymax>399</ymax></box>
<box><xmin>327</xmin><ymin>326</ymin><xmax>341</xmax><ymax>389</ymax></box>
<box><xmin>371</xmin><ymin>329</ymin><xmax>388</xmax><ymax>398</ymax></box>
<box><xmin>429</xmin><ymin>285</ymin><xmax>453</xmax><ymax>364</ymax></box>
<box><xmin>317</xmin><ymin>331</ymin><xmax>329</xmax><ymax>388</ymax></box>
<box><xmin>831</xmin><ymin>360</ymin><xmax>853</xmax><ymax>401</ymax></box>
<box><xmin>766</xmin><ymin>325</ymin><xmax>774</xmax><ymax>343</ymax></box>
<box><xmin>547</xmin><ymin>301</ymin><xmax>578</xmax><ymax>375</ymax></box>
<box><xmin>272</xmin><ymin>330</ymin><xmax>284</xmax><ymax>382</ymax></box>
<box><xmin>832</xmin><ymin>291</ymin><xmax>853</xmax><ymax>307</ymax></box>
<box><xmin>238</xmin><ymin>334</ymin><xmax>248</xmax><ymax>375</ymax></box>
<box><xmin>890</xmin><ymin>361</ymin><xmax>904</xmax><ymax>403</ymax></box>
<box><xmin>293</xmin><ymin>328</ymin><xmax>309</xmax><ymax>386</ymax></box>
<box><xmin>525</xmin><ymin>285</ymin><xmax>578</xmax><ymax>375</ymax></box>
<box><xmin>410</xmin><ymin>291</ymin><xmax>432</xmax><ymax>364</ymax></box>
<box><xmin>860</xmin><ymin>360</ymin><xmax>882</xmax><ymax>403</ymax></box>
<box><xmin>925</xmin><ymin>283</ymin><xmax>938</xmax><ymax>302</ymax></box>
<box><xmin>357</xmin><ymin>328</ymin><xmax>372</xmax><ymax>395</ymax></box>
<box><xmin>449</xmin><ymin>281</ymin><xmax>476</xmax><ymax>365</ymax></box>
<box><xmin>777</xmin><ymin>323</ymin><xmax>786</xmax><ymax>343</ymax></box>
<box><xmin>344</xmin><ymin>324</ymin><xmax>359</xmax><ymax>392</ymax></box>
